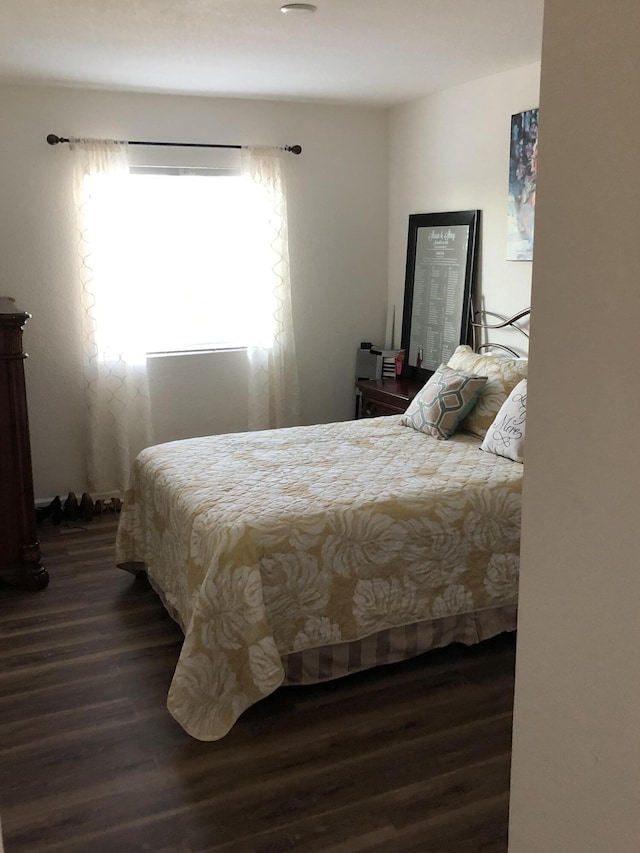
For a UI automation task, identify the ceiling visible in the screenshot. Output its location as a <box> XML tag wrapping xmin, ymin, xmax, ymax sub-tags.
<box><xmin>0</xmin><ymin>0</ymin><xmax>544</xmax><ymax>107</ymax></box>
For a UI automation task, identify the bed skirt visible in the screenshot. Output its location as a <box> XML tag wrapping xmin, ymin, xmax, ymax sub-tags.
<box><xmin>281</xmin><ymin>605</ymin><xmax>517</xmax><ymax>685</ymax></box>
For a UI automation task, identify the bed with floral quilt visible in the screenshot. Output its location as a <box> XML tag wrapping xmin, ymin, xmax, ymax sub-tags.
<box><xmin>116</xmin><ymin>346</ymin><xmax>527</xmax><ymax>740</ymax></box>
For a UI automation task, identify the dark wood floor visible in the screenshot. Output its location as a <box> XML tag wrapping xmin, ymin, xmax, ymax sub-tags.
<box><xmin>0</xmin><ymin>517</ymin><xmax>516</xmax><ymax>852</ymax></box>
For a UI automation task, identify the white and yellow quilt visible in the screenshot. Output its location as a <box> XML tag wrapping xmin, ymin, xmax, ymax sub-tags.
<box><xmin>115</xmin><ymin>416</ymin><xmax>522</xmax><ymax>740</ymax></box>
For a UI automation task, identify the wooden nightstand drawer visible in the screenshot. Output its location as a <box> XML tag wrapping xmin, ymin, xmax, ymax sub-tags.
<box><xmin>356</xmin><ymin>377</ymin><xmax>425</xmax><ymax>418</ymax></box>
<box><xmin>361</xmin><ymin>397</ymin><xmax>406</xmax><ymax>417</ymax></box>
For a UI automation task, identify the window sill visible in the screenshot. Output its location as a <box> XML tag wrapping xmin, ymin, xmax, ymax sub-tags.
<box><xmin>146</xmin><ymin>346</ymin><xmax>248</xmax><ymax>358</ymax></box>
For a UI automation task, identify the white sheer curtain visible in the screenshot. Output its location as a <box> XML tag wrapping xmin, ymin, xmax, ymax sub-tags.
<box><xmin>241</xmin><ymin>148</ymin><xmax>301</xmax><ymax>430</ymax></box>
<box><xmin>70</xmin><ymin>139</ymin><xmax>153</xmax><ymax>494</ymax></box>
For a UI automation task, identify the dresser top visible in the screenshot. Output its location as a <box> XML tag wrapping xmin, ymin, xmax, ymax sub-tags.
<box><xmin>0</xmin><ymin>297</ymin><xmax>30</xmax><ymax>321</ymax></box>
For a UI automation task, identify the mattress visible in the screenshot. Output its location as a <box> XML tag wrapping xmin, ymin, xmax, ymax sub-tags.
<box><xmin>116</xmin><ymin>416</ymin><xmax>522</xmax><ymax>740</ymax></box>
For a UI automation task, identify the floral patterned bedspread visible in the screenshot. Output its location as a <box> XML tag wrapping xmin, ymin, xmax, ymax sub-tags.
<box><xmin>115</xmin><ymin>416</ymin><xmax>522</xmax><ymax>740</ymax></box>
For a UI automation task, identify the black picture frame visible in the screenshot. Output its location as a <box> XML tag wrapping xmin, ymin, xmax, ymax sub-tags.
<box><xmin>400</xmin><ymin>210</ymin><xmax>480</xmax><ymax>383</ymax></box>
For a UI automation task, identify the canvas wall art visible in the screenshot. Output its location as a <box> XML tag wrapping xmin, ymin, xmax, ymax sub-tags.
<box><xmin>507</xmin><ymin>108</ymin><xmax>539</xmax><ymax>261</ymax></box>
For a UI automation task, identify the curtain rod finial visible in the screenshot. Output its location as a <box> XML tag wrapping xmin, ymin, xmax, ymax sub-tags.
<box><xmin>46</xmin><ymin>134</ymin><xmax>62</xmax><ymax>145</ymax></box>
<box><xmin>289</xmin><ymin>145</ymin><xmax>302</xmax><ymax>155</ymax></box>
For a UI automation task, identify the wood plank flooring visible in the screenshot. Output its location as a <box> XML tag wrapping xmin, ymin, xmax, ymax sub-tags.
<box><xmin>0</xmin><ymin>517</ymin><xmax>516</xmax><ymax>852</ymax></box>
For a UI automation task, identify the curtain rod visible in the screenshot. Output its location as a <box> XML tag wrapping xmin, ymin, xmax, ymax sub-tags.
<box><xmin>46</xmin><ymin>134</ymin><xmax>302</xmax><ymax>155</ymax></box>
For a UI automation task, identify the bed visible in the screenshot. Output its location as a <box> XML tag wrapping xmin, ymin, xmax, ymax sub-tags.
<box><xmin>115</xmin><ymin>331</ymin><xmax>529</xmax><ymax>741</ymax></box>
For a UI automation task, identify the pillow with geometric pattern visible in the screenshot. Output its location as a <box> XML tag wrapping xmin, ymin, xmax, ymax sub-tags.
<box><xmin>400</xmin><ymin>364</ymin><xmax>488</xmax><ymax>440</ymax></box>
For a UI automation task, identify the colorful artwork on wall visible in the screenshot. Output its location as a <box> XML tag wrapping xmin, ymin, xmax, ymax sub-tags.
<box><xmin>507</xmin><ymin>108</ymin><xmax>539</xmax><ymax>261</ymax></box>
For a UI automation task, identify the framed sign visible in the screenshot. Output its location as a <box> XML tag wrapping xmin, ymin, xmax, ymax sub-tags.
<box><xmin>400</xmin><ymin>210</ymin><xmax>480</xmax><ymax>382</ymax></box>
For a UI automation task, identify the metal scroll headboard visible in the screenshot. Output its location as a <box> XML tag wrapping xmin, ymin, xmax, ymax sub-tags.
<box><xmin>471</xmin><ymin>307</ymin><xmax>531</xmax><ymax>356</ymax></box>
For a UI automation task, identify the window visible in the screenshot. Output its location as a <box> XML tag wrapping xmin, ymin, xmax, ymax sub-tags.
<box><xmin>71</xmin><ymin>142</ymin><xmax>299</xmax><ymax>488</ymax></box>
<box><xmin>124</xmin><ymin>167</ymin><xmax>255</xmax><ymax>354</ymax></box>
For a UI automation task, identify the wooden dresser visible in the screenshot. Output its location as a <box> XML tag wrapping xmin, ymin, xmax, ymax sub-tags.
<box><xmin>0</xmin><ymin>298</ymin><xmax>48</xmax><ymax>589</ymax></box>
<box><xmin>357</xmin><ymin>377</ymin><xmax>425</xmax><ymax>418</ymax></box>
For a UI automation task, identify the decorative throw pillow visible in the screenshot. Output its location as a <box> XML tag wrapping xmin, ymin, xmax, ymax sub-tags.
<box><xmin>400</xmin><ymin>364</ymin><xmax>487</xmax><ymax>440</ymax></box>
<box><xmin>447</xmin><ymin>345</ymin><xmax>528</xmax><ymax>438</ymax></box>
<box><xmin>480</xmin><ymin>379</ymin><xmax>527</xmax><ymax>462</ymax></box>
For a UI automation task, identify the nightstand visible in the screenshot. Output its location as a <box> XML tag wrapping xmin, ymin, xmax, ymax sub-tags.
<box><xmin>356</xmin><ymin>377</ymin><xmax>425</xmax><ymax>418</ymax></box>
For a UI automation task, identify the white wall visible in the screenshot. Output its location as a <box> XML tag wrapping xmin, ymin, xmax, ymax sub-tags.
<box><xmin>508</xmin><ymin>1</ymin><xmax>640</xmax><ymax>850</ymax></box>
<box><xmin>388</xmin><ymin>63</ymin><xmax>540</xmax><ymax>353</ymax></box>
<box><xmin>0</xmin><ymin>84</ymin><xmax>389</xmax><ymax>500</ymax></box>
